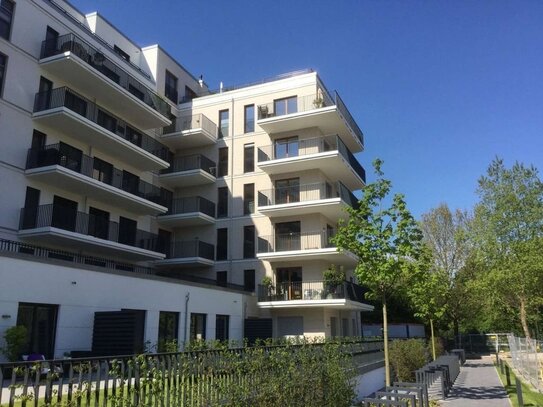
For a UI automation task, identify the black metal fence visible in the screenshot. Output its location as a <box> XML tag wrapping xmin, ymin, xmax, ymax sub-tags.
<box><xmin>33</xmin><ymin>86</ymin><xmax>171</xmax><ymax>162</ymax></box>
<box><xmin>26</xmin><ymin>142</ymin><xmax>172</xmax><ymax>207</ymax></box>
<box><xmin>257</xmin><ymin>280</ymin><xmax>367</xmax><ymax>304</ymax></box>
<box><xmin>40</xmin><ymin>33</ymin><xmax>170</xmax><ymax>117</ymax></box>
<box><xmin>162</xmin><ymin>196</ymin><xmax>215</xmax><ymax>218</ymax></box>
<box><xmin>257</xmin><ymin>229</ymin><xmax>337</xmax><ymax>253</ymax></box>
<box><xmin>161</xmin><ymin>154</ymin><xmax>216</xmax><ymax>176</ymax></box>
<box><xmin>166</xmin><ymin>240</ymin><xmax>215</xmax><ymax>261</ymax></box>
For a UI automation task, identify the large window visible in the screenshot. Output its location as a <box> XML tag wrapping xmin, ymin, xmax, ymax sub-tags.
<box><xmin>190</xmin><ymin>313</ymin><xmax>206</xmax><ymax>341</ymax></box>
<box><xmin>244</xmin><ymin>269</ymin><xmax>255</xmax><ymax>291</ymax></box>
<box><xmin>16</xmin><ymin>302</ymin><xmax>58</xmax><ymax>359</ymax></box>
<box><xmin>0</xmin><ymin>52</ymin><xmax>6</xmax><ymax>97</ymax></box>
<box><xmin>92</xmin><ymin>157</ymin><xmax>113</xmax><ymax>184</ymax></box>
<box><xmin>88</xmin><ymin>207</ymin><xmax>109</xmax><ymax>240</ymax></box>
<box><xmin>244</xmin><ymin>104</ymin><xmax>254</xmax><ymax>133</ymax></box>
<box><xmin>243</xmin><ymin>225</ymin><xmax>255</xmax><ymax>259</ymax></box>
<box><xmin>243</xmin><ymin>144</ymin><xmax>254</xmax><ymax>173</ymax></box>
<box><xmin>215</xmin><ymin>315</ymin><xmax>229</xmax><ymax>341</ymax></box>
<box><xmin>217</xmin><ymin>186</ymin><xmax>228</xmax><ymax>218</ymax></box>
<box><xmin>243</xmin><ymin>183</ymin><xmax>254</xmax><ymax>215</ymax></box>
<box><xmin>164</xmin><ymin>70</ymin><xmax>178</xmax><ymax>103</ymax></box>
<box><xmin>274</xmin><ymin>136</ymin><xmax>299</xmax><ymax>159</ymax></box>
<box><xmin>216</xmin><ymin>271</ymin><xmax>227</xmax><ymax>287</ymax></box>
<box><xmin>218</xmin><ymin>147</ymin><xmax>228</xmax><ymax>177</ymax></box>
<box><xmin>218</xmin><ymin>110</ymin><xmax>229</xmax><ymax>138</ymax></box>
<box><xmin>0</xmin><ymin>0</ymin><xmax>14</xmax><ymax>41</ymax></box>
<box><xmin>216</xmin><ymin>228</ymin><xmax>227</xmax><ymax>260</ymax></box>
<box><xmin>274</xmin><ymin>96</ymin><xmax>297</xmax><ymax>116</ymax></box>
<box><xmin>158</xmin><ymin>311</ymin><xmax>179</xmax><ymax>351</ymax></box>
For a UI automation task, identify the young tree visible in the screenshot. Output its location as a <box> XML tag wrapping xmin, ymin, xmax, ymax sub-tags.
<box><xmin>473</xmin><ymin>158</ymin><xmax>543</xmax><ymax>338</ymax></box>
<box><xmin>332</xmin><ymin>159</ymin><xmax>425</xmax><ymax>386</ymax></box>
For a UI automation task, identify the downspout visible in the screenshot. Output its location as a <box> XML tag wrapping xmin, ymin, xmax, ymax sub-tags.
<box><xmin>183</xmin><ymin>292</ymin><xmax>190</xmax><ymax>348</ymax></box>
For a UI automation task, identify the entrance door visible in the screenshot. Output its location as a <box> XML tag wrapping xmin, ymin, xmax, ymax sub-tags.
<box><xmin>274</xmin><ymin>178</ymin><xmax>299</xmax><ymax>204</ymax></box>
<box><xmin>16</xmin><ymin>302</ymin><xmax>58</xmax><ymax>359</ymax></box>
<box><xmin>275</xmin><ymin>221</ymin><xmax>300</xmax><ymax>251</ymax></box>
<box><xmin>52</xmin><ymin>196</ymin><xmax>77</xmax><ymax>232</ymax></box>
<box><xmin>277</xmin><ymin>267</ymin><xmax>302</xmax><ymax>300</ymax></box>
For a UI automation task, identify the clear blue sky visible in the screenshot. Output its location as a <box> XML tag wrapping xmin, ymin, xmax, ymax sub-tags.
<box><xmin>70</xmin><ymin>0</ymin><xmax>543</xmax><ymax>218</ymax></box>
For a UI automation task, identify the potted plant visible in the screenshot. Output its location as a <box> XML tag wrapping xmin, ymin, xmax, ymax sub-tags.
<box><xmin>323</xmin><ymin>265</ymin><xmax>345</xmax><ymax>299</ymax></box>
<box><xmin>313</xmin><ymin>96</ymin><xmax>324</xmax><ymax>109</ymax></box>
<box><xmin>261</xmin><ymin>276</ymin><xmax>274</xmax><ymax>300</ymax></box>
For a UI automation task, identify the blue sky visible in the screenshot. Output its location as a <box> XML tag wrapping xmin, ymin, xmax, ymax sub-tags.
<box><xmin>70</xmin><ymin>0</ymin><xmax>543</xmax><ymax>218</ymax></box>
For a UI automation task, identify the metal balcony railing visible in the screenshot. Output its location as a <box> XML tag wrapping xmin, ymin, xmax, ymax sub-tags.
<box><xmin>26</xmin><ymin>143</ymin><xmax>173</xmax><ymax>208</ymax></box>
<box><xmin>161</xmin><ymin>154</ymin><xmax>216</xmax><ymax>176</ymax></box>
<box><xmin>258</xmin><ymin>181</ymin><xmax>358</xmax><ymax>209</ymax></box>
<box><xmin>257</xmin><ymin>280</ymin><xmax>367</xmax><ymax>304</ymax></box>
<box><xmin>166</xmin><ymin>240</ymin><xmax>215</xmax><ymax>261</ymax></box>
<box><xmin>162</xmin><ymin>196</ymin><xmax>215</xmax><ymax>218</ymax></box>
<box><xmin>33</xmin><ymin>87</ymin><xmax>171</xmax><ymax>162</ymax></box>
<box><xmin>257</xmin><ymin>229</ymin><xmax>337</xmax><ymax>254</ymax></box>
<box><xmin>257</xmin><ymin>91</ymin><xmax>364</xmax><ymax>147</ymax></box>
<box><xmin>159</xmin><ymin>113</ymin><xmax>218</xmax><ymax>138</ymax></box>
<box><xmin>19</xmin><ymin>204</ymin><xmax>162</xmax><ymax>253</ymax></box>
<box><xmin>257</xmin><ymin>135</ymin><xmax>366</xmax><ymax>183</ymax></box>
<box><xmin>40</xmin><ymin>33</ymin><xmax>170</xmax><ymax>118</ymax></box>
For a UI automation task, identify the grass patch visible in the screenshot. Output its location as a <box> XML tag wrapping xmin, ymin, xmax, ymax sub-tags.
<box><xmin>495</xmin><ymin>361</ymin><xmax>543</xmax><ymax>407</ymax></box>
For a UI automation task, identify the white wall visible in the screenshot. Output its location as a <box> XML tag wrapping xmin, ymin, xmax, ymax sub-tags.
<box><xmin>353</xmin><ymin>366</ymin><xmax>386</xmax><ymax>401</ymax></box>
<box><xmin>0</xmin><ymin>255</ymin><xmax>248</xmax><ymax>360</ymax></box>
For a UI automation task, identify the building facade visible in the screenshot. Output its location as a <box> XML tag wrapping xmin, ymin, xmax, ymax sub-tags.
<box><xmin>0</xmin><ymin>0</ymin><xmax>370</xmax><ymax>360</ymax></box>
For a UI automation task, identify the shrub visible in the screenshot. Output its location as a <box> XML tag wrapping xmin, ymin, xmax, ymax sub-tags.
<box><xmin>1</xmin><ymin>325</ymin><xmax>28</xmax><ymax>361</ymax></box>
<box><xmin>389</xmin><ymin>338</ymin><xmax>430</xmax><ymax>382</ymax></box>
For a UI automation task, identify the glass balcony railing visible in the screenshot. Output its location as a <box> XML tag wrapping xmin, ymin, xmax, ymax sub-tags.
<box><xmin>159</xmin><ymin>113</ymin><xmax>218</xmax><ymax>138</ymax></box>
<box><xmin>33</xmin><ymin>87</ymin><xmax>171</xmax><ymax>162</ymax></box>
<box><xmin>257</xmin><ymin>280</ymin><xmax>367</xmax><ymax>304</ymax></box>
<box><xmin>257</xmin><ymin>135</ymin><xmax>366</xmax><ymax>183</ymax></box>
<box><xmin>160</xmin><ymin>154</ymin><xmax>216</xmax><ymax>176</ymax></box>
<box><xmin>40</xmin><ymin>33</ymin><xmax>170</xmax><ymax>118</ymax></box>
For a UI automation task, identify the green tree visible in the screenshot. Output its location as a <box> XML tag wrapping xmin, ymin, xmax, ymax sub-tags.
<box><xmin>472</xmin><ymin>158</ymin><xmax>543</xmax><ymax>338</ymax></box>
<box><xmin>332</xmin><ymin>159</ymin><xmax>425</xmax><ymax>386</ymax></box>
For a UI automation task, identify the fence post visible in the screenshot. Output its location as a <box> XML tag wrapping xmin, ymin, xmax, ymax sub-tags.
<box><xmin>505</xmin><ymin>364</ymin><xmax>511</xmax><ymax>386</ymax></box>
<box><xmin>516</xmin><ymin>377</ymin><xmax>524</xmax><ymax>407</ymax></box>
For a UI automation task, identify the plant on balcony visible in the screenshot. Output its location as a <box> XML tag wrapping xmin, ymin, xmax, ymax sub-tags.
<box><xmin>261</xmin><ymin>276</ymin><xmax>274</xmax><ymax>300</ymax></box>
<box><xmin>313</xmin><ymin>96</ymin><xmax>324</xmax><ymax>109</ymax></box>
<box><xmin>323</xmin><ymin>265</ymin><xmax>345</xmax><ymax>299</ymax></box>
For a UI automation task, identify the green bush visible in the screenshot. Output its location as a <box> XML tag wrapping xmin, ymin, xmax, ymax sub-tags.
<box><xmin>1</xmin><ymin>325</ymin><xmax>28</xmax><ymax>361</ymax></box>
<box><xmin>389</xmin><ymin>338</ymin><xmax>430</xmax><ymax>382</ymax></box>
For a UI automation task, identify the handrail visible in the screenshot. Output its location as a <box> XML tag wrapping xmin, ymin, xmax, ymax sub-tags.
<box><xmin>40</xmin><ymin>32</ymin><xmax>170</xmax><ymax>118</ymax></box>
<box><xmin>257</xmin><ymin>280</ymin><xmax>367</xmax><ymax>303</ymax></box>
<box><xmin>257</xmin><ymin>229</ymin><xmax>337</xmax><ymax>253</ymax></box>
<box><xmin>33</xmin><ymin>86</ymin><xmax>171</xmax><ymax>162</ymax></box>
<box><xmin>167</xmin><ymin>240</ymin><xmax>215</xmax><ymax>260</ymax></box>
<box><xmin>162</xmin><ymin>196</ymin><xmax>215</xmax><ymax>218</ymax></box>
<box><xmin>161</xmin><ymin>154</ymin><xmax>216</xmax><ymax>176</ymax></box>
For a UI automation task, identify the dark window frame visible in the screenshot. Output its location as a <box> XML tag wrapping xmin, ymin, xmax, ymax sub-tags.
<box><xmin>216</xmin><ymin>228</ymin><xmax>228</xmax><ymax>260</ymax></box>
<box><xmin>190</xmin><ymin>313</ymin><xmax>206</xmax><ymax>341</ymax></box>
<box><xmin>0</xmin><ymin>52</ymin><xmax>7</xmax><ymax>97</ymax></box>
<box><xmin>215</xmin><ymin>315</ymin><xmax>230</xmax><ymax>341</ymax></box>
<box><xmin>216</xmin><ymin>271</ymin><xmax>227</xmax><ymax>287</ymax></box>
<box><xmin>218</xmin><ymin>109</ymin><xmax>229</xmax><ymax>139</ymax></box>
<box><xmin>0</xmin><ymin>0</ymin><xmax>15</xmax><ymax>42</ymax></box>
<box><xmin>243</xmin><ymin>144</ymin><xmax>254</xmax><ymax>173</ymax></box>
<box><xmin>244</xmin><ymin>269</ymin><xmax>255</xmax><ymax>291</ymax></box>
<box><xmin>243</xmin><ymin>183</ymin><xmax>254</xmax><ymax>215</ymax></box>
<box><xmin>218</xmin><ymin>147</ymin><xmax>228</xmax><ymax>177</ymax></box>
<box><xmin>244</xmin><ymin>104</ymin><xmax>255</xmax><ymax>133</ymax></box>
<box><xmin>217</xmin><ymin>186</ymin><xmax>228</xmax><ymax>218</ymax></box>
<box><xmin>164</xmin><ymin>70</ymin><xmax>178</xmax><ymax>103</ymax></box>
<box><xmin>243</xmin><ymin>225</ymin><xmax>256</xmax><ymax>259</ymax></box>
<box><xmin>158</xmin><ymin>311</ymin><xmax>179</xmax><ymax>351</ymax></box>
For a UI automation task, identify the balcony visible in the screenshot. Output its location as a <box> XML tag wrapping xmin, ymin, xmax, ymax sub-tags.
<box><xmin>25</xmin><ymin>143</ymin><xmax>171</xmax><ymax>215</ymax></box>
<box><xmin>257</xmin><ymin>135</ymin><xmax>365</xmax><ymax>189</ymax></box>
<box><xmin>18</xmin><ymin>204</ymin><xmax>165</xmax><ymax>260</ymax></box>
<box><xmin>157</xmin><ymin>196</ymin><xmax>215</xmax><ymax>227</ymax></box>
<box><xmin>158</xmin><ymin>114</ymin><xmax>218</xmax><ymax>149</ymax></box>
<box><xmin>39</xmin><ymin>33</ymin><xmax>170</xmax><ymax>129</ymax></box>
<box><xmin>257</xmin><ymin>280</ymin><xmax>372</xmax><ymax>310</ymax></box>
<box><xmin>155</xmin><ymin>240</ymin><xmax>215</xmax><ymax>268</ymax></box>
<box><xmin>257</xmin><ymin>91</ymin><xmax>364</xmax><ymax>152</ymax></box>
<box><xmin>258</xmin><ymin>181</ymin><xmax>358</xmax><ymax>222</ymax></box>
<box><xmin>159</xmin><ymin>154</ymin><xmax>216</xmax><ymax>187</ymax></box>
<box><xmin>257</xmin><ymin>230</ymin><xmax>358</xmax><ymax>266</ymax></box>
<box><xmin>33</xmin><ymin>87</ymin><xmax>170</xmax><ymax>171</ymax></box>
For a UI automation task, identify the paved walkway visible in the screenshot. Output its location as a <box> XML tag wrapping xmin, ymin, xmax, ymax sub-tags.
<box><xmin>442</xmin><ymin>356</ymin><xmax>510</xmax><ymax>406</ymax></box>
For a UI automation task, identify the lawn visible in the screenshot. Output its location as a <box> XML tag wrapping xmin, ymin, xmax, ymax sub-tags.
<box><xmin>495</xmin><ymin>360</ymin><xmax>543</xmax><ymax>407</ymax></box>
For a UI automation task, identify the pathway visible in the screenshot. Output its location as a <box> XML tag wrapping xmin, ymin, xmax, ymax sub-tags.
<box><xmin>442</xmin><ymin>355</ymin><xmax>510</xmax><ymax>406</ymax></box>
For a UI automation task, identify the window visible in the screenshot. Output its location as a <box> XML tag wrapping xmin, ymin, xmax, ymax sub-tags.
<box><xmin>275</xmin><ymin>178</ymin><xmax>300</xmax><ymax>204</ymax></box>
<box><xmin>217</xmin><ymin>187</ymin><xmax>228</xmax><ymax>218</ymax></box>
<box><xmin>190</xmin><ymin>313</ymin><xmax>206</xmax><ymax>341</ymax></box>
<box><xmin>275</xmin><ymin>221</ymin><xmax>301</xmax><ymax>251</ymax></box>
<box><xmin>0</xmin><ymin>52</ymin><xmax>5</xmax><ymax>97</ymax></box>
<box><xmin>0</xmin><ymin>0</ymin><xmax>14</xmax><ymax>41</ymax></box>
<box><xmin>158</xmin><ymin>311</ymin><xmax>179</xmax><ymax>352</ymax></box>
<box><xmin>244</xmin><ymin>104</ymin><xmax>254</xmax><ymax>133</ymax></box>
<box><xmin>97</xmin><ymin>109</ymin><xmax>117</xmax><ymax>133</ymax></box>
<box><xmin>218</xmin><ymin>110</ymin><xmax>229</xmax><ymax>138</ymax></box>
<box><xmin>243</xmin><ymin>144</ymin><xmax>254</xmax><ymax>173</ymax></box>
<box><xmin>218</xmin><ymin>147</ymin><xmax>228</xmax><ymax>177</ymax></box>
<box><xmin>243</xmin><ymin>183</ymin><xmax>254</xmax><ymax>215</ymax></box>
<box><xmin>31</xmin><ymin>130</ymin><xmax>46</xmax><ymax>149</ymax></box>
<box><xmin>243</xmin><ymin>225</ymin><xmax>255</xmax><ymax>259</ymax></box>
<box><xmin>244</xmin><ymin>269</ymin><xmax>255</xmax><ymax>291</ymax></box>
<box><xmin>274</xmin><ymin>136</ymin><xmax>299</xmax><ymax>159</ymax></box>
<box><xmin>43</xmin><ymin>26</ymin><xmax>59</xmax><ymax>58</ymax></box>
<box><xmin>216</xmin><ymin>228</ymin><xmax>227</xmax><ymax>260</ymax></box>
<box><xmin>274</xmin><ymin>96</ymin><xmax>297</xmax><ymax>116</ymax></box>
<box><xmin>88</xmin><ymin>207</ymin><xmax>109</xmax><ymax>240</ymax></box>
<box><xmin>216</xmin><ymin>315</ymin><xmax>229</xmax><ymax>341</ymax></box>
<box><xmin>113</xmin><ymin>45</ymin><xmax>130</xmax><ymax>62</ymax></box>
<box><xmin>92</xmin><ymin>157</ymin><xmax>113</xmax><ymax>184</ymax></box>
<box><xmin>165</xmin><ymin>70</ymin><xmax>178</xmax><ymax>103</ymax></box>
<box><xmin>35</xmin><ymin>76</ymin><xmax>53</xmax><ymax>111</ymax></box>
<box><xmin>119</xmin><ymin>216</ymin><xmax>137</xmax><ymax>246</ymax></box>
<box><xmin>22</xmin><ymin>187</ymin><xmax>40</xmax><ymax>229</ymax></box>
<box><xmin>216</xmin><ymin>271</ymin><xmax>227</xmax><ymax>287</ymax></box>
<box><xmin>16</xmin><ymin>302</ymin><xmax>58</xmax><ymax>359</ymax></box>
<box><xmin>52</xmin><ymin>195</ymin><xmax>77</xmax><ymax>232</ymax></box>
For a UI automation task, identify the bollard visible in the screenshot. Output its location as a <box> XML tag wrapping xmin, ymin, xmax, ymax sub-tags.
<box><xmin>505</xmin><ymin>364</ymin><xmax>511</xmax><ymax>386</ymax></box>
<box><xmin>516</xmin><ymin>377</ymin><xmax>524</xmax><ymax>407</ymax></box>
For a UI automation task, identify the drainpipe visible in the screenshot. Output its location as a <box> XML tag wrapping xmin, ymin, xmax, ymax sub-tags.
<box><xmin>183</xmin><ymin>292</ymin><xmax>190</xmax><ymax>348</ymax></box>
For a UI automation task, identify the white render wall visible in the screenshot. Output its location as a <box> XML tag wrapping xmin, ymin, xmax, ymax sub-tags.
<box><xmin>0</xmin><ymin>256</ymin><xmax>247</xmax><ymax>361</ymax></box>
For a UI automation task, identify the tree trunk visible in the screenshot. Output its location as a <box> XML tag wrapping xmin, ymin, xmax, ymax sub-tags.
<box><xmin>520</xmin><ymin>297</ymin><xmax>531</xmax><ymax>339</ymax></box>
<box><xmin>430</xmin><ymin>318</ymin><xmax>436</xmax><ymax>360</ymax></box>
<box><xmin>383</xmin><ymin>299</ymin><xmax>390</xmax><ymax>387</ymax></box>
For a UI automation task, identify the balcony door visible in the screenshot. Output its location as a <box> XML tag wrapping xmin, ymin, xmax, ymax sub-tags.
<box><xmin>275</xmin><ymin>221</ymin><xmax>300</xmax><ymax>252</ymax></box>
<box><xmin>64</xmin><ymin>88</ymin><xmax>87</xmax><ymax>116</ymax></box>
<box><xmin>52</xmin><ymin>196</ymin><xmax>77</xmax><ymax>232</ymax></box>
<box><xmin>58</xmin><ymin>142</ymin><xmax>82</xmax><ymax>172</ymax></box>
<box><xmin>275</xmin><ymin>178</ymin><xmax>299</xmax><ymax>204</ymax></box>
<box><xmin>36</xmin><ymin>76</ymin><xmax>52</xmax><ymax>111</ymax></box>
<box><xmin>273</xmin><ymin>136</ymin><xmax>298</xmax><ymax>159</ymax></box>
<box><xmin>273</xmin><ymin>96</ymin><xmax>297</xmax><ymax>117</ymax></box>
<box><xmin>122</xmin><ymin>170</ymin><xmax>139</xmax><ymax>195</ymax></box>
<box><xmin>277</xmin><ymin>267</ymin><xmax>302</xmax><ymax>300</ymax></box>
<box><xmin>88</xmin><ymin>207</ymin><xmax>110</xmax><ymax>240</ymax></box>
<box><xmin>118</xmin><ymin>217</ymin><xmax>137</xmax><ymax>246</ymax></box>
<box><xmin>22</xmin><ymin>187</ymin><xmax>40</xmax><ymax>229</ymax></box>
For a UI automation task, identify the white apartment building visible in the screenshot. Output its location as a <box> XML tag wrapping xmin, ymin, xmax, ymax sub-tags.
<box><xmin>0</xmin><ymin>0</ymin><xmax>371</xmax><ymax>360</ymax></box>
